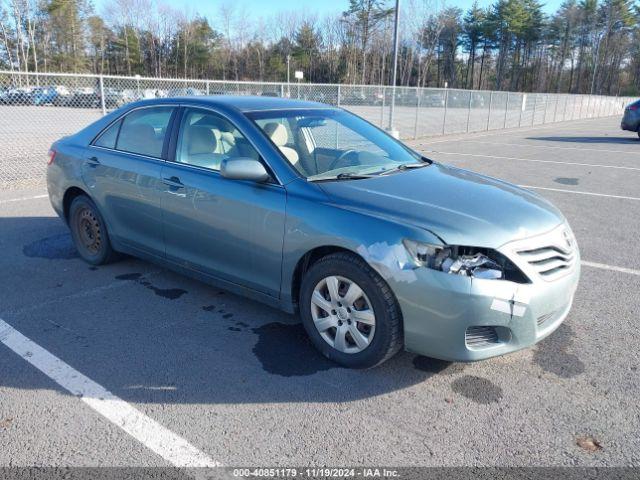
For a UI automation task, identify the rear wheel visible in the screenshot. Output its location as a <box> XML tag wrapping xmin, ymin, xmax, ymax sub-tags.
<box><xmin>68</xmin><ymin>195</ymin><xmax>118</xmax><ymax>265</ymax></box>
<box><xmin>299</xmin><ymin>252</ymin><xmax>403</xmax><ymax>368</ymax></box>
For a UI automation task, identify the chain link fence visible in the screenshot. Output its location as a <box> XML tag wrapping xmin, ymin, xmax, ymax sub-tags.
<box><xmin>0</xmin><ymin>70</ymin><xmax>634</xmax><ymax>189</ymax></box>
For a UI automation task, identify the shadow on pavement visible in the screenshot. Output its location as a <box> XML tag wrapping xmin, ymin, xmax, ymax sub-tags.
<box><xmin>0</xmin><ymin>216</ymin><xmax>458</xmax><ymax>405</ymax></box>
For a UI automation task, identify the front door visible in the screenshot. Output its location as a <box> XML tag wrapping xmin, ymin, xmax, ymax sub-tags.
<box><xmin>160</xmin><ymin>107</ymin><xmax>286</xmax><ymax>297</ymax></box>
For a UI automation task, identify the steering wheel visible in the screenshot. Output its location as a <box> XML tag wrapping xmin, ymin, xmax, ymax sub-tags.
<box><xmin>328</xmin><ymin>150</ymin><xmax>359</xmax><ymax>171</ymax></box>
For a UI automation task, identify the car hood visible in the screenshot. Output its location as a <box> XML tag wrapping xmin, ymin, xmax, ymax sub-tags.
<box><xmin>318</xmin><ymin>163</ymin><xmax>565</xmax><ymax>248</ymax></box>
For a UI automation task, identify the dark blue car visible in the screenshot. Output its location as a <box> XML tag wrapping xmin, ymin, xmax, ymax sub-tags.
<box><xmin>32</xmin><ymin>85</ymin><xmax>71</xmax><ymax>106</ymax></box>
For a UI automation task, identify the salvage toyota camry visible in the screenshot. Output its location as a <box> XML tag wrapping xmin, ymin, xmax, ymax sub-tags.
<box><xmin>47</xmin><ymin>96</ymin><xmax>580</xmax><ymax>368</ymax></box>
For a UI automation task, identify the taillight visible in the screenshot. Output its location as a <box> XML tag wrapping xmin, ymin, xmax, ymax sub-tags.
<box><xmin>47</xmin><ymin>149</ymin><xmax>56</xmax><ymax>165</ymax></box>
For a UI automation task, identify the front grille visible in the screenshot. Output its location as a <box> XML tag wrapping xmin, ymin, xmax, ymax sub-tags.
<box><xmin>515</xmin><ymin>226</ymin><xmax>577</xmax><ymax>281</ymax></box>
<box><xmin>465</xmin><ymin>326</ymin><xmax>500</xmax><ymax>348</ymax></box>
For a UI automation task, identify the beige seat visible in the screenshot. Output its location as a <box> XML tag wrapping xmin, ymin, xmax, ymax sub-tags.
<box><xmin>118</xmin><ymin>123</ymin><xmax>162</xmax><ymax>157</ymax></box>
<box><xmin>263</xmin><ymin>122</ymin><xmax>299</xmax><ymax>166</ymax></box>
<box><xmin>212</xmin><ymin>129</ymin><xmax>236</xmax><ymax>154</ymax></box>
<box><xmin>181</xmin><ymin>126</ymin><xmax>224</xmax><ymax>170</ymax></box>
<box><xmin>193</xmin><ymin>116</ymin><xmax>236</xmax><ymax>154</ymax></box>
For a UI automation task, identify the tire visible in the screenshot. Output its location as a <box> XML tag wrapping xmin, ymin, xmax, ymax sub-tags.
<box><xmin>299</xmin><ymin>252</ymin><xmax>403</xmax><ymax>368</ymax></box>
<box><xmin>68</xmin><ymin>195</ymin><xmax>118</xmax><ymax>265</ymax></box>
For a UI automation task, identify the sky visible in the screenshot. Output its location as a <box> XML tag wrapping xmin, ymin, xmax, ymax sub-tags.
<box><xmin>95</xmin><ymin>0</ymin><xmax>565</xmax><ymax>24</ymax></box>
<box><xmin>223</xmin><ymin>0</ymin><xmax>563</xmax><ymax>15</ymax></box>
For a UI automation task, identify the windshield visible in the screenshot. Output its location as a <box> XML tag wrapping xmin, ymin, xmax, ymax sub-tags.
<box><xmin>246</xmin><ymin>109</ymin><xmax>426</xmax><ymax>180</ymax></box>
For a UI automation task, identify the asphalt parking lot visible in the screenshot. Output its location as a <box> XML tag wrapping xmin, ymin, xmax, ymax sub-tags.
<box><xmin>0</xmin><ymin>116</ymin><xmax>638</xmax><ymax>470</ymax></box>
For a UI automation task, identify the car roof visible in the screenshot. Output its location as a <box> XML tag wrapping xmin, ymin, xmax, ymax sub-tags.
<box><xmin>128</xmin><ymin>95</ymin><xmax>334</xmax><ymax>113</ymax></box>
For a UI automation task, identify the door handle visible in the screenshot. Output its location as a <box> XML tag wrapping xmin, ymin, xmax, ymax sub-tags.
<box><xmin>162</xmin><ymin>175</ymin><xmax>184</xmax><ymax>188</ymax></box>
<box><xmin>86</xmin><ymin>156</ymin><xmax>100</xmax><ymax>167</ymax></box>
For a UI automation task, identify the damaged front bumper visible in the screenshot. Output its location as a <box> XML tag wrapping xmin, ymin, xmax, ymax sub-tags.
<box><xmin>394</xmin><ymin>247</ymin><xmax>580</xmax><ymax>362</ymax></box>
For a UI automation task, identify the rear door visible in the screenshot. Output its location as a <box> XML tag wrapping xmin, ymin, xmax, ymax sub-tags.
<box><xmin>160</xmin><ymin>107</ymin><xmax>286</xmax><ymax>296</ymax></box>
<box><xmin>82</xmin><ymin>105</ymin><xmax>176</xmax><ymax>258</ymax></box>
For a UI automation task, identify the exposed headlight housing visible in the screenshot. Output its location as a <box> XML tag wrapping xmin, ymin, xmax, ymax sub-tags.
<box><xmin>403</xmin><ymin>239</ymin><xmax>528</xmax><ymax>282</ymax></box>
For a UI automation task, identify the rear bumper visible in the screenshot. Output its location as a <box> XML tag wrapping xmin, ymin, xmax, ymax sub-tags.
<box><xmin>396</xmin><ymin>258</ymin><xmax>580</xmax><ymax>362</ymax></box>
<box><xmin>45</xmin><ymin>140</ymin><xmax>91</xmax><ymax>223</ymax></box>
<box><xmin>46</xmin><ymin>165</ymin><xmax>65</xmax><ymax>220</ymax></box>
<box><xmin>621</xmin><ymin>114</ymin><xmax>639</xmax><ymax>132</ymax></box>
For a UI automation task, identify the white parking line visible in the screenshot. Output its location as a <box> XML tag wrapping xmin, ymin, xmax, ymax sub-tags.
<box><xmin>0</xmin><ymin>194</ymin><xmax>48</xmax><ymax>205</ymax></box>
<box><xmin>582</xmin><ymin>261</ymin><xmax>640</xmax><ymax>276</ymax></box>
<box><xmin>461</xmin><ymin>140</ymin><xmax>640</xmax><ymax>155</ymax></box>
<box><xmin>429</xmin><ymin>151</ymin><xmax>640</xmax><ymax>171</ymax></box>
<box><xmin>518</xmin><ymin>185</ymin><xmax>640</xmax><ymax>201</ymax></box>
<box><xmin>0</xmin><ymin>318</ymin><xmax>221</xmax><ymax>468</ymax></box>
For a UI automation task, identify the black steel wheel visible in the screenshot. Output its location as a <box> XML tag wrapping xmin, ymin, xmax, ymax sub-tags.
<box><xmin>68</xmin><ymin>195</ymin><xmax>118</xmax><ymax>265</ymax></box>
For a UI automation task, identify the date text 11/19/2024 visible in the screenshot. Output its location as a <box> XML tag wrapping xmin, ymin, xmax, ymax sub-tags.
<box><xmin>231</xmin><ymin>467</ymin><xmax>400</xmax><ymax>478</ymax></box>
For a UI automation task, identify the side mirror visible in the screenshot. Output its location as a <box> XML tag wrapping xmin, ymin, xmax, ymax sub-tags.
<box><xmin>220</xmin><ymin>157</ymin><xmax>270</xmax><ymax>183</ymax></box>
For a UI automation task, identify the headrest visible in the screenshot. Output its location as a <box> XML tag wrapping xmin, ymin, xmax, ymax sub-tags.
<box><xmin>185</xmin><ymin>126</ymin><xmax>218</xmax><ymax>155</ymax></box>
<box><xmin>194</xmin><ymin>115</ymin><xmax>234</xmax><ymax>133</ymax></box>
<box><xmin>263</xmin><ymin>122</ymin><xmax>288</xmax><ymax>147</ymax></box>
<box><xmin>118</xmin><ymin>123</ymin><xmax>157</xmax><ymax>151</ymax></box>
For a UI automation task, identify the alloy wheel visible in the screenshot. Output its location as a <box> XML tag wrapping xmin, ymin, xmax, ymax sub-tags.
<box><xmin>310</xmin><ymin>275</ymin><xmax>376</xmax><ymax>354</ymax></box>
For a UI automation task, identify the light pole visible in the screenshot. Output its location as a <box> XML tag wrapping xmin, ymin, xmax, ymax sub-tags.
<box><xmin>388</xmin><ymin>0</ymin><xmax>400</xmax><ymax>137</ymax></box>
<box><xmin>590</xmin><ymin>32</ymin><xmax>603</xmax><ymax>95</ymax></box>
<box><xmin>286</xmin><ymin>55</ymin><xmax>291</xmax><ymax>98</ymax></box>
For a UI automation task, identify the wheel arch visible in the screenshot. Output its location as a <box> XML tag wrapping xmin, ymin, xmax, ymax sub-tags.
<box><xmin>290</xmin><ymin>245</ymin><xmax>362</xmax><ymax>312</ymax></box>
<box><xmin>62</xmin><ymin>186</ymin><xmax>91</xmax><ymax>222</ymax></box>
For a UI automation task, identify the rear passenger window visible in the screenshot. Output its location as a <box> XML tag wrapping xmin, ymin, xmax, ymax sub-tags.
<box><xmin>94</xmin><ymin>119</ymin><xmax>121</xmax><ymax>149</ymax></box>
<box><xmin>116</xmin><ymin>107</ymin><xmax>174</xmax><ymax>158</ymax></box>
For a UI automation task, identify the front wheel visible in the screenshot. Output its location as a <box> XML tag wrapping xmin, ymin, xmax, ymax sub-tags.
<box><xmin>299</xmin><ymin>252</ymin><xmax>403</xmax><ymax>368</ymax></box>
<box><xmin>68</xmin><ymin>195</ymin><xmax>118</xmax><ymax>265</ymax></box>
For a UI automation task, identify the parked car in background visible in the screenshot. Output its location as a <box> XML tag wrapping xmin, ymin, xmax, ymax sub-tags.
<box><xmin>167</xmin><ymin>87</ymin><xmax>203</xmax><ymax>97</ymax></box>
<box><xmin>67</xmin><ymin>87</ymin><xmax>99</xmax><ymax>107</ymax></box>
<box><xmin>121</xmin><ymin>88</ymin><xmax>158</xmax><ymax>104</ymax></box>
<box><xmin>301</xmin><ymin>90</ymin><xmax>327</xmax><ymax>104</ymax></box>
<box><xmin>394</xmin><ymin>91</ymin><xmax>420</xmax><ymax>106</ymax></box>
<box><xmin>306</xmin><ymin>90</ymin><xmax>339</xmax><ymax>105</ymax></box>
<box><xmin>33</xmin><ymin>85</ymin><xmax>71</xmax><ymax>106</ymax></box>
<box><xmin>63</xmin><ymin>87</ymin><xmax>124</xmax><ymax>108</ymax></box>
<box><xmin>422</xmin><ymin>93</ymin><xmax>445</xmax><ymax>108</ymax></box>
<box><xmin>471</xmin><ymin>95</ymin><xmax>486</xmax><ymax>108</ymax></box>
<box><xmin>341</xmin><ymin>91</ymin><xmax>367</xmax><ymax>105</ymax></box>
<box><xmin>102</xmin><ymin>88</ymin><xmax>126</xmax><ymax>108</ymax></box>
<box><xmin>446</xmin><ymin>91</ymin><xmax>471</xmax><ymax>108</ymax></box>
<box><xmin>621</xmin><ymin>99</ymin><xmax>640</xmax><ymax>137</ymax></box>
<box><xmin>0</xmin><ymin>87</ymin><xmax>34</xmax><ymax>105</ymax></box>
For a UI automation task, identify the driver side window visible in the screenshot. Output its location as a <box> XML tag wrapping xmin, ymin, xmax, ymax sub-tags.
<box><xmin>175</xmin><ymin>109</ymin><xmax>259</xmax><ymax>171</ymax></box>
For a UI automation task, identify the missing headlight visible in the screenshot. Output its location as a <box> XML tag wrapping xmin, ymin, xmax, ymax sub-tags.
<box><xmin>449</xmin><ymin>246</ymin><xmax>529</xmax><ymax>283</ymax></box>
<box><xmin>403</xmin><ymin>240</ymin><xmax>529</xmax><ymax>283</ymax></box>
<box><xmin>442</xmin><ymin>252</ymin><xmax>503</xmax><ymax>279</ymax></box>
